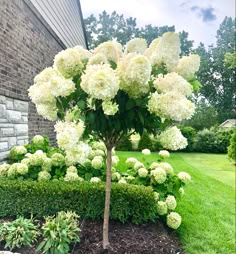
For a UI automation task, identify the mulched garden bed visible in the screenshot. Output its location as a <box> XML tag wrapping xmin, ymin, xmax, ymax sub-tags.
<box><xmin>0</xmin><ymin>220</ymin><xmax>184</xmax><ymax>254</ymax></box>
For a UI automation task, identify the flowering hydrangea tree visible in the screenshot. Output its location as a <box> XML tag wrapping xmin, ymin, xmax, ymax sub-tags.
<box><xmin>28</xmin><ymin>32</ymin><xmax>200</xmax><ymax>249</ymax></box>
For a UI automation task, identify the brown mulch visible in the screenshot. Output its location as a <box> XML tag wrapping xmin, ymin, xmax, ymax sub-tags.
<box><xmin>0</xmin><ymin>220</ymin><xmax>184</xmax><ymax>254</ymax></box>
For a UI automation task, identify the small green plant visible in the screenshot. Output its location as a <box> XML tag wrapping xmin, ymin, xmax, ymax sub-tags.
<box><xmin>37</xmin><ymin>211</ymin><xmax>80</xmax><ymax>254</ymax></box>
<box><xmin>0</xmin><ymin>216</ymin><xmax>39</xmax><ymax>250</ymax></box>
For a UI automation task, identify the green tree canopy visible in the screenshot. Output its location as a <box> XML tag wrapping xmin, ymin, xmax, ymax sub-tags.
<box><xmin>84</xmin><ymin>11</ymin><xmax>194</xmax><ymax>55</ymax></box>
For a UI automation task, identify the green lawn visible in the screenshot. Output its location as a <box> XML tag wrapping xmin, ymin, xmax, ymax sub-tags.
<box><xmin>117</xmin><ymin>151</ymin><xmax>235</xmax><ymax>254</ymax></box>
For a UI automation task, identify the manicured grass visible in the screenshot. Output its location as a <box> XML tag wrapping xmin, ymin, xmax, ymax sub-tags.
<box><xmin>117</xmin><ymin>151</ymin><xmax>235</xmax><ymax>254</ymax></box>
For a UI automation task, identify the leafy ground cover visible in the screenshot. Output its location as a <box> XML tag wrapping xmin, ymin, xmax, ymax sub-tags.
<box><xmin>117</xmin><ymin>152</ymin><xmax>235</xmax><ymax>254</ymax></box>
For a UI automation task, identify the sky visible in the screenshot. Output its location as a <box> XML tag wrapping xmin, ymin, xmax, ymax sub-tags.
<box><xmin>80</xmin><ymin>0</ymin><xmax>235</xmax><ymax>47</ymax></box>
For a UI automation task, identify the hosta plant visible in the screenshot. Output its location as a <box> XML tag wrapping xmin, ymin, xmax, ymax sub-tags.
<box><xmin>28</xmin><ymin>32</ymin><xmax>200</xmax><ymax>248</ymax></box>
<box><xmin>0</xmin><ymin>216</ymin><xmax>39</xmax><ymax>250</ymax></box>
<box><xmin>37</xmin><ymin>211</ymin><xmax>80</xmax><ymax>254</ymax></box>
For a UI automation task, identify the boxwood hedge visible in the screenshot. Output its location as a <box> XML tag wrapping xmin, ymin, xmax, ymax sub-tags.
<box><xmin>0</xmin><ymin>180</ymin><xmax>157</xmax><ymax>224</ymax></box>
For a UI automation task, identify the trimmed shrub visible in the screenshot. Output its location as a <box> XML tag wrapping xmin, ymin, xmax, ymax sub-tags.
<box><xmin>193</xmin><ymin>128</ymin><xmax>232</xmax><ymax>153</ymax></box>
<box><xmin>116</xmin><ymin>135</ymin><xmax>132</xmax><ymax>151</ymax></box>
<box><xmin>228</xmin><ymin>131</ymin><xmax>236</xmax><ymax>162</ymax></box>
<box><xmin>138</xmin><ymin>132</ymin><xmax>153</xmax><ymax>151</ymax></box>
<box><xmin>0</xmin><ymin>180</ymin><xmax>157</xmax><ymax>224</ymax></box>
<box><xmin>179</xmin><ymin>126</ymin><xmax>196</xmax><ymax>152</ymax></box>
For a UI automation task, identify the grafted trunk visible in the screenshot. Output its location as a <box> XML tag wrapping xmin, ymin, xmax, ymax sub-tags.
<box><xmin>103</xmin><ymin>145</ymin><xmax>112</xmax><ymax>249</ymax></box>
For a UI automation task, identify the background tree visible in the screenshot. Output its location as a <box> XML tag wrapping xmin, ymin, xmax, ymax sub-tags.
<box><xmin>196</xmin><ymin>17</ymin><xmax>236</xmax><ymax>122</ymax></box>
<box><xmin>84</xmin><ymin>11</ymin><xmax>194</xmax><ymax>55</ymax></box>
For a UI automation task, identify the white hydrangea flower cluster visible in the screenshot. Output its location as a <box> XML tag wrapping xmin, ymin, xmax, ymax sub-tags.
<box><xmin>117</xmin><ymin>53</ymin><xmax>152</xmax><ymax>98</ymax></box>
<box><xmin>28</xmin><ymin>64</ymin><xmax>76</xmax><ymax>121</ymax></box>
<box><xmin>81</xmin><ymin>64</ymin><xmax>119</xmax><ymax>100</ymax></box>
<box><xmin>157</xmin><ymin>201</ymin><xmax>168</xmax><ymax>215</ymax></box>
<box><xmin>174</xmin><ymin>54</ymin><xmax>200</xmax><ymax>81</ymax></box>
<box><xmin>148</xmin><ymin>91</ymin><xmax>195</xmax><ymax>122</ymax></box>
<box><xmin>92</xmin><ymin>141</ymin><xmax>106</xmax><ymax>151</ymax></box>
<box><xmin>145</xmin><ymin>32</ymin><xmax>180</xmax><ymax>71</ymax></box>
<box><xmin>112</xmin><ymin>172</ymin><xmax>121</xmax><ymax>181</ymax></box>
<box><xmin>90</xmin><ymin>177</ymin><xmax>101</xmax><ymax>183</ymax></box>
<box><xmin>167</xmin><ymin>212</ymin><xmax>182</xmax><ymax>229</ymax></box>
<box><xmin>102</xmin><ymin>100</ymin><xmax>119</xmax><ymax>115</ymax></box>
<box><xmin>38</xmin><ymin>171</ymin><xmax>51</xmax><ymax>181</ymax></box>
<box><xmin>134</xmin><ymin>161</ymin><xmax>145</xmax><ymax>171</ymax></box>
<box><xmin>64</xmin><ymin>166</ymin><xmax>84</xmax><ymax>182</ymax></box>
<box><xmin>138</xmin><ymin>167</ymin><xmax>148</xmax><ymax>178</ymax></box>
<box><xmin>165</xmin><ymin>195</ymin><xmax>177</xmax><ymax>210</ymax></box>
<box><xmin>112</xmin><ymin>155</ymin><xmax>119</xmax><ymax>167</ymax></box>
<box><xmin>159</xmin><ymin>126</ymin><xmax>188</xmax><ymax>151</ymax></box>
<box><xmin>93</xmin><ymin>41</ymin><xmax>122</xmax><ymax>63</ymax></box>
<box><xmin>10</xmin><ymin>146</ymin><xmax>27</xmax><ymax>156</ymax></box>
<box><xmin>91</xmin><ymin>156</ymin><xmax>103</xmax><ymax>169</ymax></box>
<box><xmin>32</xmin><ymin>135</ymin><xmax>45</xmax><ymax>145</ymax></box>
<box><xmin>55</xmin><ymin>120</ymin><xmax>85</xmax><ymax>151</ymax></box>
<box><xmin>142</xmin><ymin>148</ymin><xmax>151</xmax><ymax>155</ymax></box>
<box><xmin>0</xmin><ymin>163</ymin><xmax>10</xmax><ymax>178</ymax></box>
<box><xmin>53</xmin><ymin>47</ymin><xmax>90</xmax><ymax>78</ymax></box>
<box><xmin>150</xmin><ymin>167</ymin><xmax>167</xmax><ymax>184</ymax></box>
<box><xmin>126</xmin><ymin>38</ymin><xmax>147</xmax><ymax>54</ymax></box>
<box><xmin>51</xmin><ymin>153</ymin><xmax>65</xmax><ymax>167</ymax></box>
<box><xmin>118</xmin><ymin>178</ymin><xmax>127</xmax><ymax>184</ymax></box>
<box><xmin>87</xmin><ymin>53</ymin><xmax>108</xmax><ymax>66</ymax></box>
<box><xmin>159</xmin><ymin>162</ymin><xmax>174</xmax><ymax>175</ymax></box>
<box><xmin>159</xmin><ymin>150</ymin><xmax>170</xmax><ymax>158</ymax></box>
<box><xmin>178</xmin><ymin>172</ymin><xmax>191</xmax><ymax>184</ymax></box>
<box><xmin>7</xmin><ymin>163</ymin><xmax>28</xmax><ymax>179</ymax></box>
<box><xmin>125</xmin><ymin>157</ymin><xmax>138</xmax><ymax>166</ymax></box>
<box><xmin>154</xmin><ymin>73</ymin><xmax>192</xmax><ymax>97</ymax></box>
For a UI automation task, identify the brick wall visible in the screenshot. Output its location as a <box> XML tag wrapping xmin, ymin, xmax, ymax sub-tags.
<box><xmin>0</xmin><ymin>0</ymin><xmax>66</xmax><ymax>160</ymax></box>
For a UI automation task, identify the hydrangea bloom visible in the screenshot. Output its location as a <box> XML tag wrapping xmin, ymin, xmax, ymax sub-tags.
<box><xmin>174</xmin><ymin>54</ymin><xmax>200</xmax><ymax>81</ymax></box>
<box><xmin>81</xmin><ymin>64</ymin><xmax>119</xmax><ymax>100</ymax></box>
<box><xmin>167</xmin><ymin>212</ymin><xmax>182</xmax><ymax>229</ymax></box>
<box><xmin>150</xmin><ymin>162</ymin><xmax>160</xmax><ymax>170</ymax></box>
<box><xmin>92</xmin><ymin>141</ymin><xmax>106</xmax><ymax>151</ymax></box>
<box><xmin>16</xmin><ymin>163</ymin><xmax>28</xmax><ymax>175</ymax></box>
<box><xmin>66</xmin><ymin>166</ymin><xmax>78</xmax><ymax>174</ymax></box>
<box><xmin>112</xmin><ymin>172</ymin><xmax>121</xmax><ymax>181</ymax></box>
<box><xmin>118</xmin><ymin>178</ymin><xmax>127</xmax><ymax>184</ymax></box>
<box><xmin>153</xmin><ymin>192</ymin><xmax>160</xmax><ymax>201</ymax></box>
<box><xmin>125</xmin><ymin>157</ymin><xmax>138</xmax><ymax>166</ymax></box>
<box><xmin>126</xmin><ymin>38</ymin><xmax>147</xmax><ymax>54</ymax></box>
<box><xmin>159</xmin><ymin>126</ymin><xmax>188</xmax><ymax>150</ymax></box>
<box><xmin>159</xmin><ymin>162</ymin><xmax>174</xmax><ymax>175</ymax></box>
<box><xmin>36</xmin><ymin>103</ymin><xmax>58</xmax><ymax>121</ymax></box>
<box><xmin>87</xmin><ymin>53</ymin><xmax>108</xmax><ymax>66</ymax></box>
<box><xmin>91</xmin><ymin>156</ymin><xmax>103</xmax><ymax>169</ymax></box>
<box><xmin>178</xmin><ymin>172</ymin><xmax>191</xmax><ymax>184</ymax></box>
<box><xmin>34</xmin><ymin>67</ymin><xmax>56</xmax><ymax>84</ymax></box>
<box><xmin>112</xmin><ymin>155</ymin><xmax>119</xmax><ymax>167</ymax></box>
<box><xmin>48</xmin><ymin>75</ymin><xmax>75</xmax><ymax>97</ymax></box>
<box><xmin>126</xmin><ymin>175</ymin><xmax>135</xmax><ymax>181</ymax></box>
<box><xmin>134</xmin><ymin>161</ymin><xmax>145</xmax><ymax>171</ymax></box>
<box><xmin>7</xmin><ymin>164</ymin><xmax>18</xmax><ymax>179</ymax></box>
<box><xmin>142</xmin><ymin>148</ymin><xmax>151</xmax><ymax>155</ymax></box>
<box><xmin>65</xmin><ymin>143</ymin><xmax>91</xmax><ymax>165</ymax></box>
<box><xmin>157</xmin><ymin>201</ymin><xmax>168</xmax><ymax>215</ymax></box>
<box><xmin>166</xmin><ymin>195</ymin><xmax>177</xmax><ymax>210</ymax></box>
<box><xmin>148</xmin><ymin>91</ymin><xmax>195</xmax><ymax>121</ymax></box>
<box><xmin>32</xmin><ymin>135</ymin><xmax>44</xmax><ymax>145</ymax></box>
<box><xmin>151</xmin><ymin>167</ymin><xmax>167</xmax><ymax>184</ymax></box>
<box><xmin>154</xmin><ymin>72</ymin><xmax>192</xmax><ymax>97</ymax></box>
<box><xmin>90</xmin><ymin>177</ymin><xmax>101</xmax><ymax>183</ymax></box>
<box><xmin>51</xmin><ymin>153</ymin><xmax>65</xmax><ymax>167</ymax></box>
<box><xmin>53</xmin><ymin>47</ymin><xmax>88</xmax><ymax>78</ymax></box>
<box><xmin>42</xmin><ymin>158</ymin><xmax>52</xmax><ymax>172</ymax></box>
<box><xmin>117</xmin><ymin>53</ymin><xmax>151</xmax><ymax>98</ymax></box>
<box><xmin>29</xmin><ymin>151</ymin><xmax>47</xmax><ymax>166</ymax></box>
<box><xmin>55</xmin><ymin>120</ymin><xmax>84</xmax><ymax>151</ymax></box>
<box><xmin>147</xmin><ymin>32</ymin><xmax>180</xmax><ymax>72</ymax></box>
<box><xmin>138</xmin><ymin>167</ymin><xmax>148</xmax><ymax>178</ymax></box>
<box><xmin>93</xmin><ymin>149</ymin><xmax>105</xmax><ymax>157</ymax></box>
<box><xmin>11</xmin><ymin>146</ymin><xmax>27</xmax><ymax>155</ymax></box>
<box><xmin>93</xmin><ymin>41</ymin><xmax>122</xmax><ymax>63</ymax></box>
<box><xmin>102</xmin><ymin>100</ymin><xmax>119</xmax><ymax>115</ymax></box>
<box><xmin>64</xmin><ymin>172</ymin><xmax>83</xmax><ymax>182</ymax></box>
<box><xmin>38</xmin><ymin>171</ymin><xmax>51</xmax><ymax>181</ymax></box>
<box><xmin>0</xmin><ymin>163</ymin><xmax>10</xmax><ymax>178</ymax></box>
<box><xmin>159</xmin><ymin>150</ymin><xmax>170</xmax><ymax>158</ymax></box>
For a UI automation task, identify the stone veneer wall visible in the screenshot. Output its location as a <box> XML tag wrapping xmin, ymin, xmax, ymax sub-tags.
<box><xmin>0</xmin><ymin>95</ymin><xmax>29</xmax><ymax>160</ymax></box>
<box><xmin>0</xmin><ymin>0</ymin><xmax>67</xmax><ymax>161</ymax></box>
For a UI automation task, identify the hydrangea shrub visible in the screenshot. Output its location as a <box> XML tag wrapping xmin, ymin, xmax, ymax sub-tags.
<box><xmin>26</xmin><ymin>32</ymin><xmax>200</xmax><ymax>248</ymax></box>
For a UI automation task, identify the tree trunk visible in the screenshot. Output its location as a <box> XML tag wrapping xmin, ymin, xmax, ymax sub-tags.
<box><xmin>103</xmin><ymin>145</ymin><xmax>112</xmax><ymax>249</ymax></box>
